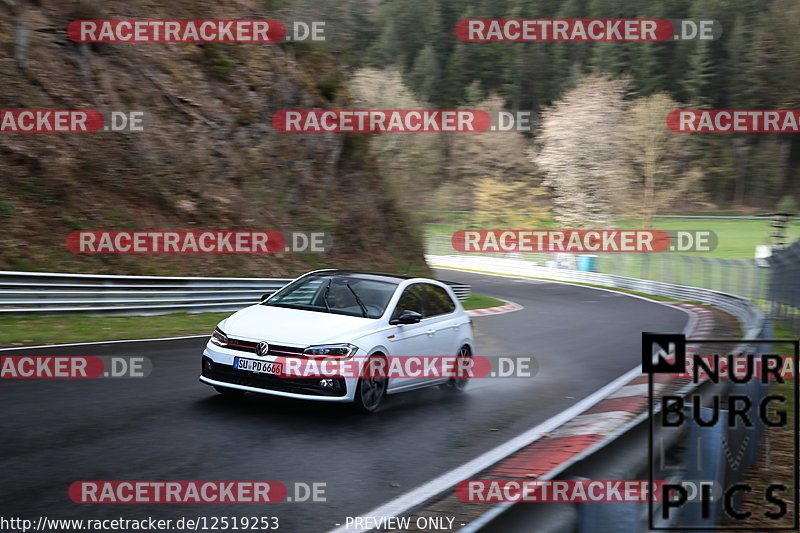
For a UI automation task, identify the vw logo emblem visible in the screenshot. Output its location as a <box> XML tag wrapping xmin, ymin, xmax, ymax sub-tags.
<box><xmin>256</xmin><ymin>341</ymin><xmax>270</xmax><ymax>356</ymax></box>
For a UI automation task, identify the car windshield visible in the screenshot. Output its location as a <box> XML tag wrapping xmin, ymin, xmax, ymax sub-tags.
<box><xmin>262</xmin><ymin>273</ymin><xmax>398</xmax><ymax>319</ymax></box>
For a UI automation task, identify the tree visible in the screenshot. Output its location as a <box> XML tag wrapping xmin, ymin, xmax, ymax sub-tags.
<box><xmin>355</xmin><ymin>0</ymin><xmax>800</xmax><ymax>210</ymax></box>
<box><xmin>408</xmin><ymin>44</ymin><xmax>441</xmax><ymax>105</ymax></box>
<box><xmin>777</xmin><ymin>195</ymin><xmax>797</xmax><ymax>215</ymax></box>
<box><xmin>624</xmin><ymin>93</ymin><xmax>701</xmax><ymax>227</ymax></box>
<box><xmin>349</xmin><ymin>68</ymin><xmax>443</xmax><ymax>210</ymax></box>
<box><xmin>532</xmin><ymin>76</ymin><xmax>631</xmax><ymax>227</ymax></box>
<box><xmin>472</xmin><ymin>176</ymin><xmax>547</xmax><ymax>227</ymax></box>
<box><xmin>447</xmin><ymin>95</ymin><xmax>542</xmax><ymax>214</ymax></box>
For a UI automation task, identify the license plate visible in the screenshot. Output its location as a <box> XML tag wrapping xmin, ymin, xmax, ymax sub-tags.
<box><xmin>233</xmin><ymin>357</ymin><xmax>282</xmax><ymax>375</ymax></box>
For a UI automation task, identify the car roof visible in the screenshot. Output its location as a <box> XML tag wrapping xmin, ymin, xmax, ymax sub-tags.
<box><xmin>307</xmin><ymin>269</ymin><xmax>419</xmax><ymax>284</ymax></box>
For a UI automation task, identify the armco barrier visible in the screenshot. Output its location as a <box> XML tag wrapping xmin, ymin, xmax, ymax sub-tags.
<box><xmin>0</xmin><ymin>271</ymin><xmax>292</xmax><ymax>315</ymax></box>
<box><xmin>428</xmin><ymin>255</ymin><xmax>762</xmax><ymax>338</ymax></box>
<box><xmin>0</xmin><ymin>270</ymin><xmax>471</xmax><ymax>315</ymax></box>
<box><xmin>425</xmin><ymin>254</ymin><xmax>770</xmax><ymax>532</ymax></box>
<box><xmin>468</xmin><ymin>325</ymin><xmax>771</xmax><ymax>532</ymax></box>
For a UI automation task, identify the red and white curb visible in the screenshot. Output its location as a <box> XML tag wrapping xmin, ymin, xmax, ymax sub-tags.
<box><xmin>326</xmin><ymin>295</ymin><xmax>715</xmax><ymax>533</ymax></box>
<box><xmin>446</xmin><ymin>303</ymin><xmax>718</xmax><ymax>533</ymax></box>
<box><xmin>466</xmin><ymin>300</ymin><xmax>523</xmax><ymax>317</ymax></box>
<box><xmin>673</xmin><ymin>302</ymin><xmax>715</xmax><ymax>344</ymax></box>
<box><xmin>482</xmin><ymin>302</ymin><xmax>711</xmax><ymax>482</ymax></box>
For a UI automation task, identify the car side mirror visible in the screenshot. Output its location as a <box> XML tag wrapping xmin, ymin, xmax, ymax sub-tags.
<box><xmin>261</xmin><ymin>294</ymin><xmax>271</xmax><ymax>303</ymax></box>
<box><xmin>390</xmin><ymin>309</ymin><xmax>422</xmax><ymax>325</ymax></box>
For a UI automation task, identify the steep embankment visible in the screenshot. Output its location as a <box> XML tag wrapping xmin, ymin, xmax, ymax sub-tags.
<box><xmin>0</xmin><ymin>0</ymin><xmax>426</xmax><ymax>276</ymax></box>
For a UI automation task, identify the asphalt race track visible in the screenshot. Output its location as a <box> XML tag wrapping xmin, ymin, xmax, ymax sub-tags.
<box><xmin>0</xmin><ymin>270</ymin><xmax>688</xmax><ymax>532</ymax></box>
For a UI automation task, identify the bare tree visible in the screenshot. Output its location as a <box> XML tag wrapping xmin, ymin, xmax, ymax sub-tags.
<box><xmin>624</xmin><ymin>92</ymin><xmax>700</xmax><ymax>228</ymax></box>
<box><xmin>350</xmin><ymin>74</ymin><xmax>540</xmax><ymax>213</ymax></box>
<box><xmin>472</xmin><ymin>175</ymin><xmax>547</xmax><ymax>227</ymax></box>
<box><xmin>349</xmin><ymin>68</ymin><xmax>441</xmax><ymax>210</ymax></box>
<box><xmin>449</xmin><ymin>95</ymin><xmax>540</xmax><ymax>215</ymax></box>
<box><xmin>532</xmin><ymin>76</ymin><xmax>631</xmax><ymax>228</ymax></box>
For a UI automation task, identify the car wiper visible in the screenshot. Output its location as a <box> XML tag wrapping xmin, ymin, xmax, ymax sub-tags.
<box><xmin>321</xmin><ymin>278</ymin><xmax>333</xmax><ymax>313</ymax></box>
<box><xmin>345</xmin><ymin>282</ymin><xmax>369</xmax><ymax>318</ymax></box>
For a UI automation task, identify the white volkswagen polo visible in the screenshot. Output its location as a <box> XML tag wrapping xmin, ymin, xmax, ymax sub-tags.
<box><xmin>200</xmin><ymin>270</ymin><xmax>475</xmax><ymax>412</ymax></box>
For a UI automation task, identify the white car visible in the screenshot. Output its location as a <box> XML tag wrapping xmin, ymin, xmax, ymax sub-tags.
<box><xmin>200</xmin><ymin>270</ymin><xmax>475</xmax><ymax>412</ymax></box>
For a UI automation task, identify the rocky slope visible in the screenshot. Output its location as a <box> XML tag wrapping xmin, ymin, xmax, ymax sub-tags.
<box><xmin>0</xmin><ymin>0</ymin><xmax>426</xmax><ymax>277</ymax></box>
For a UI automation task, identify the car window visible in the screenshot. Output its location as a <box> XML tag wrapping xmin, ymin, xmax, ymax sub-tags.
<box><xmin>423</xmin><ymin>284</ymin><xmax>456</xmax><ymax>317</ymax></box>
<box><xmin>275</xmin><ymin>278</ymin><xmax>323</xmax><ymax>305</ymax></box>
<box><xmin>265</xmin><ymin>274</ymin><xmax>397</xmax><ymax>318</ymax></box>
<box><xmin>391</xmin><ymin>284</ymin><xmax>425</xmax><ymax>320</ymax></box>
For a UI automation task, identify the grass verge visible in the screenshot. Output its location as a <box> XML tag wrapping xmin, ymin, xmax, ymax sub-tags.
<box><xmin>0</xmin><ymin>312</ymin><xmax>228</xmax><ymax>347</ymax></box>
<box><xmin>0</xmin><ymin>292</ymin><xmax>504</xmax><ymax>347</ymax></box>
<box><xmin>461</xmin><ymin>293</ymin><xmax>505</xmax><ymax>310</ymax></box>
<box><xmin>425</xmin><ymin>216</ymin><xmax>799</xmax><ymax>259</ymax></box>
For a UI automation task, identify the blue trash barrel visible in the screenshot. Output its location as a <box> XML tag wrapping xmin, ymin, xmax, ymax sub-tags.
<box><xmin>577</xmin><ymin>254</ymin><xmax>598</xmax><ymax>272</ymax></box>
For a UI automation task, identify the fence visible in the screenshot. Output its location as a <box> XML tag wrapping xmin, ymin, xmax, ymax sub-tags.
<box><xmin>424</xmin><ymin>252</ymin><xmax>775</xmax><ymax>532</ymax></box>
<box><xmin>0</xmin><ymin>271</ymin><xmax>471</xmax><ymax>315</ymax></box>
<box><xmin>422</xmin><ymin>211</ymin><xmax>798</xmax><ymax>333</ymax></box>
<box><xmin>0</xmin><ymin>271</ymin><xmax>293</xmax><ymax>315</ymax></box>
<box><xmin>767</xmin><ymin>238</ymin><xmax>800</xmax><ymax>333</ymax></box>
<box><xmin>428</xmin><ymin>255</ymin><xmax>763</xmax><ymax>334</ymax></box>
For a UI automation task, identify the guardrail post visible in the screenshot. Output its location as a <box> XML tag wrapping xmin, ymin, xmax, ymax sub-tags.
<box><xmin>744</xmin><ymin>320</ymin><xmax>771</xmax><ymax>467</ymax></box>
<box><xmin>677</xmin><ymin>405</ymin><xmax>726</xmax><ymax>528</ymax></box>
<box><xmin>571</xmin><ymin>476</ymin><xmax>640</xmax><ymax>533</ymax></box>
<box><xmin>640</xmin><ymin>253</ymin><xmax>649</xmax><ymax>280</ymax></box>
<box><xmin>577</xmin><ymin>501</ymin><xmax>640</xmax><ymax>533</ymax></box>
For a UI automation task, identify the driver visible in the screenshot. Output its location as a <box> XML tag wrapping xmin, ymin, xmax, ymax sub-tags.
<box><xmin>328</xmin><ymin>285</ymin><xmax>353</xmax><ymax>309</ymax></box>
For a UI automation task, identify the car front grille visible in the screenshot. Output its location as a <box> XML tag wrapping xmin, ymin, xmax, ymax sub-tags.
<box><xmin>202</xmin><ymin>356</ymin><xmax>347</xmax><ymax>397</ymax></box>
<box><xmin>225</xmin><ymin>338</ymin><xmax>306</xmax><ymax>357</ymax></box>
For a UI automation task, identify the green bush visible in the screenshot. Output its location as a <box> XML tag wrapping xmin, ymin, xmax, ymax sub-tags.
<box><xmin>777</xmin><ymin>195</ymin><xmax>798</xmax><ymax>215</ymax></box>
<box><xmin>0</xmin><ymin>199</ymin><xmax>16</xmax><ymax>220</ymax></box>
<box><xmin>201</xmin><ymin>43</ymin><xmax>236</xmax><ymax>80</ymax></box>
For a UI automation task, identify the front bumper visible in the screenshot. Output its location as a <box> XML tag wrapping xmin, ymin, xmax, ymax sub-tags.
<box><xmin>200</xmin><ymin>342</ymin><xmax>358</xmax><ymax>402</ymax></box>
<box><xmin>201</xmin><ymin>355</ymin><xmax>350</xmax><ymax>398</ymax></box>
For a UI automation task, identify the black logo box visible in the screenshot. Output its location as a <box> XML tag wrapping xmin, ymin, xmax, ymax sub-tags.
<box><xmin>643</xmin><ymin>332</ymin><xmax>799</xmax><ymax>531</ymax></box>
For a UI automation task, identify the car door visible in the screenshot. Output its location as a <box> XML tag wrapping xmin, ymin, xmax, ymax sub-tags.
<box><xmin>386</xmin><ymin>283</ymin><xmax>431</xmax><ymax>391</ymax></box>
<box><xmin>420</xmin><ymin>283</ymin><xmax>461</xmax><ymax>381</ymax></box>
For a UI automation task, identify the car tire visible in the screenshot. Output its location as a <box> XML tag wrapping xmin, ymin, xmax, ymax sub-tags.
<box><xmin>441</xmin><ymin>345</ymin><xmax>471</xmax><ymax>393</ymax></box>
<box><xmin>353</xmin><ymin>354</ymin><xmax>388</xmax><ymax>413</ymax></box>
<box><xmin>214</xmin><ymin>385</ymin><xmax>245</xmax><ymax>398</ymax></box>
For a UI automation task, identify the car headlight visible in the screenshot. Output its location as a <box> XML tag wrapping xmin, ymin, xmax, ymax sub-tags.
<box><xmin>303</xmin><ymin>343</ymin><xmax>358</xmax><ymax>359</ymax></box>
<box><xmin>210</xmin><ymin>328</ymin><xmax>229</xmax><ymax>347</ymax></box>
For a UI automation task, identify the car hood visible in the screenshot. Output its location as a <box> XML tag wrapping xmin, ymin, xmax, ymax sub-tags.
<box><xmin>221</xmin><ymin>304</ymin><xmax>381</xmax><ymax>346</ymax></box>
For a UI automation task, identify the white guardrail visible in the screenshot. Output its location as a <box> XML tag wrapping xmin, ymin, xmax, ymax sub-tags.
<box><xmin>427</xmin><ymin>255</ymin><xmax>764</xmax><ymax>337</ymax></box>
<box><xmin>427</xmin><ymin>254</ymin><xmax>767</xmax><ymax>532</ymax></box>
<box><xmin>0</xmin><ymin>271</ymin><xmax>293</xmax><ymax>315</ymax></box>
<box><xmin>0</xmin><ymin>256</ymin><xmax>760</xmax><ymax>327</ymax></box>
<box><xmin>0</xmin><ymin>270</ymin><xmax>471</xmax><ymax>315</ymax></box>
